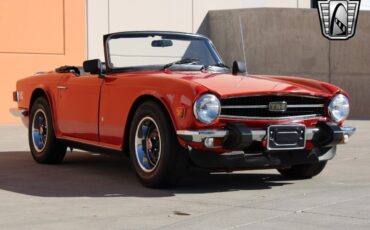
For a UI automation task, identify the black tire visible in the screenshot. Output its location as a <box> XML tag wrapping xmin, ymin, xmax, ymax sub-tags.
<box><xmin>277</xmin><ymin>161</ymin><xmax>327</xmax><ymax>179</ymax></box>
<box><xmin>28</xmin><ymin>97</ymin><xmax>67</xmax><ymax>164</ymax></box>
<box><xmin>129</xmin><ymin>101</ymin><xmax>188</xmax><ymax>188</ymax></box>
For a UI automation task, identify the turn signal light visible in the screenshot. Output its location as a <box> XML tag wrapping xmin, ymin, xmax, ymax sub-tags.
<box><xmin>176</xmin><ymin>107</ymin><xmax>186</xmax><ymax>118</ymax></box>
<box><xmin>340</xmin><ymin>134</ymin><xmax>349</xmax><ymax>144</ymax></box>
<box><xmin>13</xmin><ymin>91</ymin><xmax>22</xmax><ymax>102</ymax></box>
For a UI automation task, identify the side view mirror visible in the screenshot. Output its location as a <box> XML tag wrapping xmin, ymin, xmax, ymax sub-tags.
<box><xmin>83</xmin><ymin>59</ymin><xmax>105</xmax><ymax>77</ymax></box>
<box><xmin>232</xmin><ymin>60</ymin><xmax>247</xmax><ymax>75</ymax></box>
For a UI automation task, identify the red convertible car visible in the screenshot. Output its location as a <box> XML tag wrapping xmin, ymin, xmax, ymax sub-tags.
<box><xmin>11</xmin><ymin>31</ymin><xmax>355</xmax><ymax>188</ymax></box>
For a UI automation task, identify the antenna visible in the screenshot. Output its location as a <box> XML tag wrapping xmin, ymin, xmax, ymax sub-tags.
<box><xmin>239</xmin><ymin>16</ymin><xmax>248</xmax><ymax>75</ymax></box>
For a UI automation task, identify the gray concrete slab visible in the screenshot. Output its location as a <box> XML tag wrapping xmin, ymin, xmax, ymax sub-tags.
<box><xmin>0</xmin><ymin>120</ymin><xmax>369</xmax><ymax>229</ymax></box>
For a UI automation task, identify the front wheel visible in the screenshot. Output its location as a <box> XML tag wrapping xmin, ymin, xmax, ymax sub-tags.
<box><xmin>129</xmin><ymin>101</ymin><xmax>188</xmax><ymax>188</ymax></box>
<box><xmin>28</xmin><ymin>97</ymin><xmax>67</xmax><ymax>164</ymax></box>
<box><xmin>277</xmin><ymin>161</ymin><xmax>327</xmax><ymax>179</ymax></box>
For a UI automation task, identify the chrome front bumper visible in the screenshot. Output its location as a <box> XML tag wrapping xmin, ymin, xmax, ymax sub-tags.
<box><xmin>338</xmin><ymin>126</ymin><xmax>356</xmax><ymax>136</ymax></box>
<box><xmin>177</xmin><ymin>124</ymin><xmax>356</xmax><ymax>146</ymax></box>
<box><xmin>9</xmin><ymin>108</ymin><xmax>28</xmax><ymax>117</ymax></box>
<box><xmin>177</xmin><ymin>127</ymin><xmax>321</xmax><ymax>143</ymax></box>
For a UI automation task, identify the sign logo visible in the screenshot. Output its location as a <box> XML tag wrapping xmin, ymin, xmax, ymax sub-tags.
<box><xmin>269</xmin><ymin>101</ymin><xmax>287</xmax><ymax>112</ymax></box>
<box><xmin>317</xmin><ymin>0</ymin><xmax>361</xmax><ymax>40</ymax></box>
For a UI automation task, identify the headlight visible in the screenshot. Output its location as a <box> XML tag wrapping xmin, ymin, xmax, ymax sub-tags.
<box><xmin>193</xmin><ymin>94</ymin><xmax>221</xmax><ymax>124</ymax></box>
<box><xmin>328</xmin><ymin>94</ymin><xmax>350</xmax><ymax>122</ymax></box>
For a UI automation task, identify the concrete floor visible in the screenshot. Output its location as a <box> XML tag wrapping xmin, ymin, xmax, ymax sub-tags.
<box><xmin>0</xmin><ymin>120</ymin><xmax>369</xmax><ymax>229</ymax></box>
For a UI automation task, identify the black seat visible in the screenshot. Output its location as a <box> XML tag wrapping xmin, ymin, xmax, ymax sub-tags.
<box><xmin>55</xmin><ymin>65</ymin><xmax>83</xmax><ymax>75</ymax></box>
<box><xmin>56</xmin><ymin>62</ymin><xmax>106</xmax><ymax>76</ymax></box>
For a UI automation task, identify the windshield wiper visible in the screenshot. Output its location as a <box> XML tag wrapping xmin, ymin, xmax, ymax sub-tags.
<box><xmin>213</xmin><ymin>63</ymin><xmax>229</xmax><ymax>68</ymax></box>
<box><xmin>162</xmin><ymin>58</ymin><xmax>199</xmax><ymax>70</ymax></box>
<box><xmin>200</xmin><ymin>63</ymin><xmax>230</xmax><ymax>71</ymax></box>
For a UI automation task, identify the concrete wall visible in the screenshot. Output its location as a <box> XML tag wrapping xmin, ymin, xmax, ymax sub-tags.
<box><xmin>205</xmin><ymin>8</ymin><xmax>370</xmax><ymax>119</ymax></box>
<box><xmin>0</xmin><ymin>0</ymin><xmax>86</xmax><ymax>124</ymax></box>
<box><xmin>361</xmin><ymin>0</ymin><xmax>370</xmax><ymax>10</ymax></box>
<box><xmin>87</xmin><ymin>0</ymin><xmax>311</xmax><ymax>60</ymax></box>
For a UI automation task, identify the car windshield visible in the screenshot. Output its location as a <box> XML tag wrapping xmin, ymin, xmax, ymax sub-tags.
<box><xmin>106</xmin><ymin>32</ymin><xmax>224</xmax><ymax>71</ymax></box>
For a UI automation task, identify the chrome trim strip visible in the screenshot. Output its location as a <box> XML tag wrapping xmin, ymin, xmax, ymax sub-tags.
<box><xmin>251</xmin><ymin>130</ymin><xmax>266</xmax><ymax>141</ymax></box>
<box><xmin>57</xmin><ymin>86</ymin><xmax>68</xmax><ymax>90</ymax></box>
<box><xmin>221</xmin><ymin>104</ymin><xmax>324</xmax><ymax>109</ymax></box>
<box><xmin>340</xmin><ymin>126</ymin><xmax>356</xmax><ymax>137</ymax></box>
<box><xmin>287</xmin><ymin>104</ymin><xmax>324</xmax><ymax>108</ymax></box>
<box><xmin>222</xmin><ymin>105</ymin><xmax>268</xmax><ymax>109</ymax></box>
<box><xmin>219</xmin><ymin>114</ymin><xmax>322</xmax><ymax>120</ymax></box>
<box><xmin>177</xmin><ymin>130</ymin><xmax>228</xmax><ymax>142</ymax></box>
<box><xmin>59</xmin><ymin>136</ymin><xmax>122</xmax><ymax>151</ymax></box>
<box><xmin>306</xmin><ymin>128</ymin><xmax>320</xmax><ymax>140</ymax></box>
<box><xmin>177</xmin><ymin>127</ymin><xmax>320</xmax><ymax>143</ymax></box>
<box><xmin>34</xmin><ymin>71</ymin><xmax>46</xmax><ymax>75</ymax></box>
<box><xmin>221</xmin><ymin>94</ymin><xmax>324</xmax><ymax>100</ymax></box>
<box><xmin>9</xmin><ymin>108</ymin><xmax>28</xmax><ymax>117</ymax></box>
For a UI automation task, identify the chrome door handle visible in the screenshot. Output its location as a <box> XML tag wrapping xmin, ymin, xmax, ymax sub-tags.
<box><xmin>57</xmin><ymin>86</ymin><xmax>68</xmax><ymax>90</ymax></box>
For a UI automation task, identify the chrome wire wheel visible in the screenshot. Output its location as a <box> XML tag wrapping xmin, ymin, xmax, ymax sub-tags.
<box><xmin>134</xmin><ymin>116</ymin><xmax>162</xmax><ymax>173</ymax></box>
<box><xmin>31</xmin><ymin>109</ymin><xmax>48</xmax><ymax>153</ymax></box>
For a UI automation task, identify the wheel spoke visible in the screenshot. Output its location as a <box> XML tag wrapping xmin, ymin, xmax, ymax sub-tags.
<box><xmin>41</xmin><ymin>134</ymin><xmax>47</xmax><ymax>145</ymax></box>
<box><xmin>33</xmin><ymin>130</ymin><xmax>44</xmax><ymax>150</ymax></box>
<box><xmin>38</xmin><ymin>115</ymin><xmax>44</xmax><ymax>127</ymax></box>
<box><xmin>136</xmin><ymin>144</ymin><xmax>150</xmax><ymax>169</ymax></box>
<box><xmin>139</xmin><ymin>124</ymin><xmax>149</xmax><ymax>139</ymax></box>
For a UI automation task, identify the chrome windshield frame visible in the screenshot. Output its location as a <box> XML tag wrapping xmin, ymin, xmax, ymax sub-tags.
<box><xmin>103</xmin><ymin>31</ymin><xmax>224</xmax><ymax>73</ymax></box>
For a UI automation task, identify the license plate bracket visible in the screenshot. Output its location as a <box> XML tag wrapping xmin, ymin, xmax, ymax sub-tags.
<box><xmin>267</xmin><ymin>125</ymin><xmax>306</xmax><ymax>151</ymax></box>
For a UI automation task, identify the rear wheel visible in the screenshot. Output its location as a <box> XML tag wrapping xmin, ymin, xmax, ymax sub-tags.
<box><xmin>277</xmin><ymin>161</ymin><xmax>327</xmax><ymax>179</ymax></box>
<box><xmin>29</xmin><ymin>97</ymin><xmax>67</xmax><ymax>164</ymax></box>
<box><xmin>129</xmin><ymin>101</ymin><xmax>188</xmax><ymax>188</ymax></box>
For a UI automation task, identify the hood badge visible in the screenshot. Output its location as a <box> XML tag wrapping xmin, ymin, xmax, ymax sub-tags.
<box><xmin>269</xmin><ymin>101</ymin><xmax>288</xmax><ymax>112</ymax></box>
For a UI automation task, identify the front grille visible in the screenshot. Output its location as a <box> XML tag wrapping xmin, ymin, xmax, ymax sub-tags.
<box><xmin>220</xmin><ymin>95</ymin><xmax>327</xmax><ymax>119</ymax></box>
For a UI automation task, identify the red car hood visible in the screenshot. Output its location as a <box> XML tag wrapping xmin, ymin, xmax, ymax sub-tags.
<box><xmin>178</xmin><ymin>72</ymin><xmax>340</xmax><ymax>98</ymax></box>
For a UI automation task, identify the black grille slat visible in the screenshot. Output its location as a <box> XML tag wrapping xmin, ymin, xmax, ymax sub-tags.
<box><xmin>220</xmin><ymin>95</ymin><xmax>326</xmax><ymax>118</ymax></box>
<box><xmin>222</xmin><ymin>95</ymin><xmax>325</xmax><ymax>106</ymax></box>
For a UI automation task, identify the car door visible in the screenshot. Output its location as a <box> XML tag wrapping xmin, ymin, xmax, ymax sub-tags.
<box><xmin>56</xmin><ymin>74</ymin><xmax>102</xmax><ymax>143</ymax></box>
<box><xmin>98</xmin><ymin>74</ymin><xmax>137</xmax><ymax>150</ymax></box>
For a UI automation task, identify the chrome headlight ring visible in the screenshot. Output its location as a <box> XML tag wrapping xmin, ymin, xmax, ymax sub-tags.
<box><xmin>328</xmin><ymin>94</ymin><xmax>350</xmax><ymax>122</ymax></box>
<box><xmin>193</xmin><ymin>94</ymin><xmax>221</xmax><ymax>124</ymax></box>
